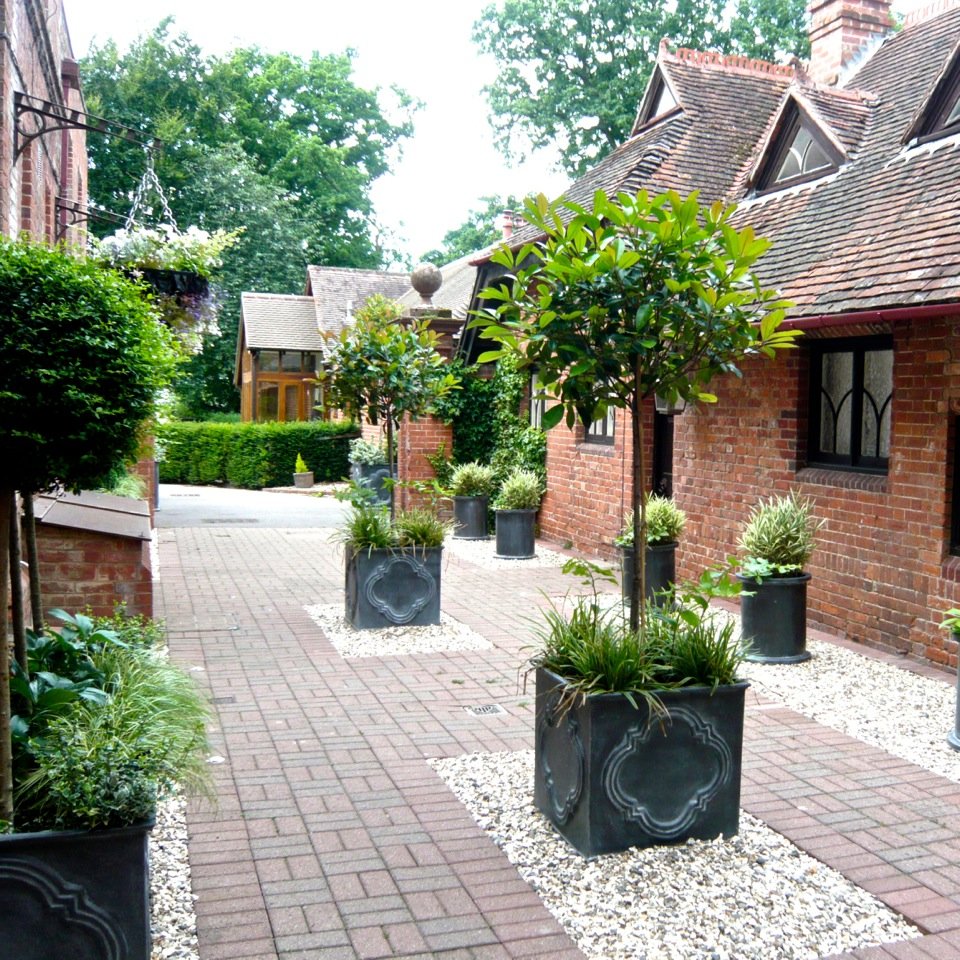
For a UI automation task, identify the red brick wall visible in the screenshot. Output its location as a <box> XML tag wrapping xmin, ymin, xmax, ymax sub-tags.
<box><xmin>396</xmin><ymin>414</ymin><xmax>453</xmax><ymax>513</ymax></box>
<box><xmin>540</xmin><ymin>315</ymin><xmax>960</xmax><ymax>670</ymax></box>
<box><xmin>36</xmin><ymin>526</ymin><xmax>153</xmax><ymax>620</ymax></box>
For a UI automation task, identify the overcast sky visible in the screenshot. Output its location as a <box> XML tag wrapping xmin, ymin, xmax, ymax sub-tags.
<box><xmin>64</xmin><ymin>0</ymin><xmax>569</xmax><ymax>264</ymax></box>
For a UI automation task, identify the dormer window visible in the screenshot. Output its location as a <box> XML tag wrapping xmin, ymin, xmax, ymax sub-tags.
<box><xmin>905</xmin><ymin>47</ymin><xmax>960</xmax><ymax>144</ymax></box>
<box><xmin>754</xmin><ymin>101</ymin><xmax>842</xmax><ymax>194</ymax></box>
<box><xmin>633</xmin><ymin>68</ymin><xmax>680</xmax><ymax>132</ymax></box>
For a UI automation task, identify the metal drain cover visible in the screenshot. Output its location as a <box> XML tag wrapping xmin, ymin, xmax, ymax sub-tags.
<box><xmin>464</xmin><ymin>704</ymin><xmax>507</xmax><ymax>717</ymax></box>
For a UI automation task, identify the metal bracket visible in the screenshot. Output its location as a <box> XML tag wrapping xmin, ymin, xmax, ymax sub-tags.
<box><xmin>55</xmin><ymin>197</ymin><xmax>126</xmax><ymax>242</ymax></box>
<box><xmin>13</xmin><ymin>92</ymin><xmax>157</xmax><ymax>162</ymax></box>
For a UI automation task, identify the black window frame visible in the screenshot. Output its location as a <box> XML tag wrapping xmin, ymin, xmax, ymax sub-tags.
<box><xmin>916</xmin><ymin>64</ymin><xmax>960</xmax><ymax>144</ymax></box>
<box><xmin>807</xmin><ymin>335</ymin><xmax>893</xmax><ymax>474</ymax></box>
<box><xmin>754</xmin><ymin>102</ymin><xmax>842</xmax><ymax>195</ymax></box>
<box><xmin>584</xmin><ymin>407</ymin><xmax>615</xmax><ymax>446</ymax></box>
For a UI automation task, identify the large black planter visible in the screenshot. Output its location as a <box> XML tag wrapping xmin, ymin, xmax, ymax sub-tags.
<box><xmin>495</xmin><ymin>509</ymin><xmax>536</xmax><ymax>558</ymax></box>
<box><xmin>0</xmin><ymin>819</ymin><xmax>153</xmax><ymax>960</ymax></box>
<box><xmin>453</xmin><ymin>496</ymin><xmax>489</xmax><ymax>539</ymax></box>
<box><xmin>345</xmin><ymin>546</ymin><xmax>442</xmax><ymax>628</ymax></box>
<box><xmin>620</xmin><ymin>542</ymin><xmax>677</xmax><ymax>608</ymax></box>
<box><xmin>534</xmin><ymin>667</ymin><xmax>747</xmax><ymax>857</ymax></box>
<box><xmin>737</xmin><ymin>572</ymin><xmax>812</xmax><ymax>663</ymax></box>
<box><xmin>350</xmin><ymin>462</ymin><xmax>392</xmax><ymax>505</ymax></box>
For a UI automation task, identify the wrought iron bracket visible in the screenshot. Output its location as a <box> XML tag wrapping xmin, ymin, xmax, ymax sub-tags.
<box><xmin>14</xmin><ymin>92</ymin><xmax>157</xmax><ymax>162</ymax></box>
<box><xmin>55</xmin><ymin>197</ymin><xmax>126</xmax><ymax>241</ymax></box>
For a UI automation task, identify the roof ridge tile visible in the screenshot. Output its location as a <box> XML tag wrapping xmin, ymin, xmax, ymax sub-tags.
<box><xmin>668</xmin><ymin>46</ymin><xmax>797</xmax><ymax>78</ymax></box>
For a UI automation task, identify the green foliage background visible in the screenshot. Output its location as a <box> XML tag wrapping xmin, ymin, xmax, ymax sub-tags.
<box><xmin>157</xmin><ymin>421</ymin><xmax>356</xmax><ymax>488</ymax></box>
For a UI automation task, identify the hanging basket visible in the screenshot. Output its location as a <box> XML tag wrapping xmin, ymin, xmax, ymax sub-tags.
<box><xmin>133</xmin><ymin>267</ymin><xmax>209</xmax><ymax>300</ymax></box>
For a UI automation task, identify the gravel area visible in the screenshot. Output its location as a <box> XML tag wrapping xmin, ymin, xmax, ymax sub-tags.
<box><xmin>150</xmin><ymin>791</ymin><xmax>199</xmax><ymax>960</ymax></box>
<box><xmin>745</xmin><ymin>636</ymin><xmax>960</xmax><ymax>782</ymax></box>
<box><xmin>430</xmin><ymin>751</ymin><xmax>920</xmax><ymax>960</ymax></box>
<box><xmin>445</xmin><ymin>535</ymin><xmax>570</xmax><ymax>569</ymax></box>
<box><xmin>304</xmin><ymin>603</ymin><xmax>492</xmax><ymax>657</ymax></box>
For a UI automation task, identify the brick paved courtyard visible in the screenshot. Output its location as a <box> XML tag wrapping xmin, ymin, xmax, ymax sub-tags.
<box><xmin>156</xmin><ymin>489</ymin><xmax>960</xmax><ymax>960</ymax></box>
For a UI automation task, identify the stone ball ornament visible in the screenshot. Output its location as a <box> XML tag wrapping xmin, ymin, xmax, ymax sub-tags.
<box><xmin>411</xmin><ymin>262</ymin><xmax>443</xmax><ymax>303</ymax></box>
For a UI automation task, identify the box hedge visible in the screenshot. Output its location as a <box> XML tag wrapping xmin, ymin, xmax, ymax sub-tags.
<box><xmin>157</xmin><ymin>421</ymin><xmax>356</xmax><ymax>488</ymax></box>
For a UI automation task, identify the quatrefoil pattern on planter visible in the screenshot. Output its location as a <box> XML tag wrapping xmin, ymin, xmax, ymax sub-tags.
<box><xmin>537</xmin><ymin>692</ymin><xmax>585</xmax><ymax>825</ymax></box>
<box><xmin>364</xmin><ymin>553</ymin><xmax>437</xmax><ymax>625</ymax></box>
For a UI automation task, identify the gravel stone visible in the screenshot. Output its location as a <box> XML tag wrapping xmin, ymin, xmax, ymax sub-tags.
<box><xmin>445</xmin><ymin>535</ymin><xmax>570</xmax><ymax>569</ymax></box>
<box><xmin>304</xmin><ymin>603</ymin><xmax>492</xmax><ymax>657</ymax></box>
<box><xmin>150</xmin><ymin>791</ymin><xmax>199</xmax><ymax>960</ymax></box>
<box><xmin>430</xmin><ymin>751</ymin><xmax>920</xmax><ymax>960</ymax></box>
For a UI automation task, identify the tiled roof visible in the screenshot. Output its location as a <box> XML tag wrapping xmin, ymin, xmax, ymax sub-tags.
<box><xmin>738</xmin><ymin>7</ymin><xmax>960</xmax><ymax>317</ymax></box>
<box><xmin>240</xmin><ymin>293</ymin><xmax>323</xmax><ymax>351</ymax></box>
<box><xmin>489</xmin><ymin>7</ymin><xmax>960</xmax><ymax>321</ymax></box>
<box><xmin>398</xmin><ymin>252</ymin><xmax>481</xmax><ymax>320</ymax></box>
<box><xmin>305</xmin><ymin>266</ymin><xmax>411</xmax><ymax>337</ymax></box>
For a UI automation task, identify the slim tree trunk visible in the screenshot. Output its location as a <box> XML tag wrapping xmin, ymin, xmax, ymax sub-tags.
<box><xmin>22</xmin><ymin>495</ymin><xmax>42</xmax><ymax>631</ymax></box>
<box><xmin>0</xmin><ymin>489</ymin><xmax>14</xmax><ymax>824</ymax></box>
<box><xmin>386</xmin><ymin>413</ymin><xmax>396</xmax><ymax>521</ymax></box>
<box><xmin>8</xmin><ymin>492</ymin><xmax>26</xmax><ymax>673</ymax></box>
<box><xmin>629</xmin><ymin>357</ymin><xmax>648</xmax><ymax>635</ymax></box>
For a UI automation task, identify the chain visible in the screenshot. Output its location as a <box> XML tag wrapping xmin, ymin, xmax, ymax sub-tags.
<box><xmin>124</xmin><ymin>151</ymin><xmax>179</xmax><ymax>232</ymax></box>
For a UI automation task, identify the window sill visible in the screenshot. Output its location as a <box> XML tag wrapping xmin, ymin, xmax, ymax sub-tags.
<box><xmin>795</xmin><ymin>467</ymin><xmax>887</xmax><ymax>493</ymax></box>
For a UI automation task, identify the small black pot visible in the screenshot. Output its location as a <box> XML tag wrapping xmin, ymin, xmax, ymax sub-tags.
<box><xmin>350</xmin><ymin>462</ymin><xmax>392</xmax><ymax>505</ymax></box>
<box><xmin>0</xmin><ymin>818</ymin><xmax>154</xmax><ymax>960</ymax></box>
<box><xmin>534</xmin><ymin>667</ymin><xmax>747</xmax><ymax>857</ymax></box>
<box><xmin>495</xmin><ymin>509</ymin><xmax>536</xmax><ymax>558</ymax></box>
<box><xmin>345</xmin><ymin>546</ymin><xmax>442</xmax><ymax>628</ymax></box>
<box><xmin>452</xmin><ymin>495</ymin><xmax>489</xmax><ymax>539</ymax></box>
<box><xmin>737</xmin><ymin>572</ymin><xmax>812</xmax><ymax>663</ymax></box>
<box><xmin>620</xmin><ymin>542</ymin><xmax>677</xmax><ymax>608</ymax></box>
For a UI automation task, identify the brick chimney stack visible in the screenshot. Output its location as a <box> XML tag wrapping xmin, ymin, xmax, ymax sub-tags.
<box><xmin>807</xmin><ymin>0</ymin><xmax>893</xmax><ymax>84</ymax></box>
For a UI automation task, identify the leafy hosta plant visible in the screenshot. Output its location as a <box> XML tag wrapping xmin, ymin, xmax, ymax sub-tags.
<box><xmin>615</xmin><ymin>495</ymin><xmax>686</xmax><ymax>547</ymax></box>
<box><xmin>739</xmin><ymin>491</ymin><xmax>823</xmax><ymax>578</ymax></box>
<box><xmin>449</xmin><ymin>461</ymin><xmax>496</xmax><ymax>497</ymax></box>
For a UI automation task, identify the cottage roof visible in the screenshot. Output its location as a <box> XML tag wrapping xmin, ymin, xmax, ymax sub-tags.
<box><xmin>305</xmin><ymin>265</ymin><xmax>411</xmax><ymax>337</ymax></box>
<box><xmin>239</xmin><ymin>293</ymin><xmax>323</xmax><ymax>352</ymax></box>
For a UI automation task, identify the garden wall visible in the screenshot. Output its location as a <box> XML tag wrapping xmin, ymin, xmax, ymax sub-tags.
<box><xmin>539</xmin><ymin>314</ymin><xmax>960</xmax><ymax>671</ymax></box>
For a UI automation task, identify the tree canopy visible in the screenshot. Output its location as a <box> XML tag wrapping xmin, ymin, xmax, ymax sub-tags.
<box><xmin>473</xmin><ymin>0</ymin><xmax>809</xmax><ymax>176</ymax></box>
<box><xmin>80</xmin><ymin>20</ymin><xmax>417</xmax><ymax>415</ymax></box>
<box><xmin>472</xmin><ymin>189</ymin><xmax>800</xmax><ymax>625</ymax></box>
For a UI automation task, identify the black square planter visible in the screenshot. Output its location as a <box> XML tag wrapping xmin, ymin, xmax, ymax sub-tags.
<box><xmin>345</xmin><ymin>546</ymin><xmax>442</xmax><ymax>628</ymax></box>
<box><xmin>0</xmin><ymin>819</ymin><xmax>153</xmax><ymax>960</ymax></box>
<box><xmin>534</xmin><ymin>667</ymin><xmax>747</xmax><ymax>857</ymax></box>
<box><xmin>349</xmin><ymin>462</ymin><xmax>393</xmax><ymax>505</ymax></box>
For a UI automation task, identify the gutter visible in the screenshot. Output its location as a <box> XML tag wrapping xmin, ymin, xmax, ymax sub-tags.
<box><xmin>784</xmin><ymin>301</ymin><xmax>960</xmax><ymax>330</ymax></box>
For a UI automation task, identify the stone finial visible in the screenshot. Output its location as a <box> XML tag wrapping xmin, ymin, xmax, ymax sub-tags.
<box><xmin>411</xmin><ymin>262</ymin><xmax>443</xmax><ymax>304</ymax></box>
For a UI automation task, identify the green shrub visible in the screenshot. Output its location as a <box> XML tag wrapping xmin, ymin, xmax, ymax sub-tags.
<box><xmin>295</xmin><ymin>452</ymin><xmax>309</xmax><ymax>474</ymax></box>
<box><xmin>393</xmin><ymin>508</ymin><xmax>450</xmax><ymax>548</ymax></box>
<box><xmin>348</xmin><ymin>437</ymin><xmax>387</xmax><ymax>465</ymax></box>
<box><xmin>739</xmin><ymin>490</ymin><xmax>823</xmax><ymax>576</ymax></box>
<box><xmin>449</xmin><ymin>461</ymin><xmax>496</xmax><ymax>497</ymax></box>
<box><xmin>615</xmin><ymin>496</ymin><xmax>686</xmax><ymax>547</ymax></box>
<box><xmin>157</xmin><ymin>420</ymin><xmax>355</xmax><ymax>488</ymax></box>
<box><xmin>495</xmin><ymin>468</ymin><xmax>543</xmax><ymax>510</ymax></box>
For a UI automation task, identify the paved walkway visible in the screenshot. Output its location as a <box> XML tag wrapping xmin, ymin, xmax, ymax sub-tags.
<box><xmin>156</xmin><ymin>488</ymin><xmax>960</xmax><ymax>960</ymax></box>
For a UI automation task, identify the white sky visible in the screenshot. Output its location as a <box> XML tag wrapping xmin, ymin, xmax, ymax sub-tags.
<box><xmin>64</xmin><ymin>0</ymin><xmax>570</xmax><ymax>264</ymax></box>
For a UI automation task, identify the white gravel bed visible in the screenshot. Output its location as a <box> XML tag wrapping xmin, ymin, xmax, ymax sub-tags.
<box><xmin>150</xmin><ymin>791</ymin><xmax>199</xmax><ymax>960</ymax></box>
<box><xmin>430</xmin><ymin>751</ymin><xmax>919</xmax><ymax>960</ymax></box>
<box><xmin>445</xmin><ymin>535</ymin><xmax>570</xmax><ymax>569</ymax></box>
<box><xmin>305</xmin><ymin>603</ymin><xmax>492</xmax><ymax>657</ymax></box>
<box><xmin>744</xmin><ymin>636</ymin><xmax>960</xmax><ymax>782</ymax></box>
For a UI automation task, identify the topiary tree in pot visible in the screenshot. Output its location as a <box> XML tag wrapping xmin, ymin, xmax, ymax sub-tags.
<box><xmin>449</xmin><ymin>461</ymin><xmax>496</xmax><ymax>539</ymax></box>
<box><xmin>737</xmin><ymin>491</ymin><xmax>824</xmax><ymax>663</ymax></box>
<box><xmin>472</xmin><ymin>189</ymin><xmax>799</xmax><ymax>632</ymax></box>
<box><xmin>0</xmin><ymin>238</ymin><xmax>180</xmax><ymax>957</ymax></box>
<box><xmin>319</xmin><ymin>294</ymin><xmax>459</xmax><ymax>518</ymax></box>
<box><xmin>493</xmin><ymin>467</ymin><xmax>543</xmax><ymax>558</ymax></box>
<box><xmin>615</xmin><ymin>494</ymin><xmax>686</xmax><ymax>608</ymax></box>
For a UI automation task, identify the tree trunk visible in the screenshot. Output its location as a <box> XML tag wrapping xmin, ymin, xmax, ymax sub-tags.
<box><xmin>22</xmin><ymin>495</ymin><xmax>42</xmax><ymax>631</ymax></box>
<box><xmin>8</xmin><ymin>492</ymin><xmax>26</xmax><ymax>673</ymax></box>
<box><xmin>0</xmin><ymin>489</ymin><xmax>14</xmax><ymax>824</ymax></box>
<box><xmin>629</xmin><ymin>358</ymin><xmax>648</xmax><ymax>635</ymax></box>
<box><xmin>386</xmin><ymin>413</ymin><xmax>396</xmax><ymax>521</ymax></box>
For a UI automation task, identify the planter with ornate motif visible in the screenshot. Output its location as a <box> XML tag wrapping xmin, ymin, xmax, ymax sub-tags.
<box><xmin>345</xmin><ymin>546</ymin><xmax>442</xmax><ymax>629</ymax></box>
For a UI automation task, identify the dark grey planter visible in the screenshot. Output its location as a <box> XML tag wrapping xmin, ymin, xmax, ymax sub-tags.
<box><xmin>345</xmin><ymin>546</ymin><xmax>442</xmax><ymax>628</ymax></box>
<box><xmin>350</xmin><ymin>462</ymin><xmax>392</xmax><ymax>505</ymax></box>
<box><xmin>293</xmin><ymin>471</ymin><xmax>314</xmax><ymax>489</ymax></box>
<box><xmin>620</xmin><ymin>542</ymin><xmax>677</xmax><ymax>608</ymax></box>
<box><xmin>534</xmin><ymin>667</ymin><xmax>747</xmax><ymax>857</ymax></box>
<box><xmin>949</xmin><ymin>635</ymin><xmax>960</xmax><ymax>751</ymax></box>
<box><xmin>0</xmin><ymin>818</ymin><xmax>153</xmax><ymax>960</ymax></box>
<box><xmin>737</xmin><ymin>572</ymin><xmax>812</xmax><ymax>663</ymax></box>
<box><xmin>495</xmin><ymin>509</ymin><xmax>536</xmax><ymax>558</ymax></box>
<box><xmin>453</xmin><ymin>495</ymin><xmax>489</xmax><ymax>539</ymax></box>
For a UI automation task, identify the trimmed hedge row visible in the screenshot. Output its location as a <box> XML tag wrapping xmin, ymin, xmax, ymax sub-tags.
<box><xmin>157</xmin><ymin>420</ymin><xmax>357</xmax><ymax>488</ymax></box>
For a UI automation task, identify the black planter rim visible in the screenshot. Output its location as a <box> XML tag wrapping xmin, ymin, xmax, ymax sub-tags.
<box><xmin>453</xmin><ymin>495</ymin><xmax>489</xmax><ymax>504</ymax></box>
<box><xmin>495</xmin><ymin>507</ymin><xmax>537</xmax><ymax>516</ymax></box>
<box><xmin>0</xmin><ymin>816</ymin><xmax>156</xmax><ymax>843</ymax></box>
<box><xmin>619</xmin><ymin>540</ymin><xmax>678</xmax><ymax>554</ymax></box>
<box><xmin>744</xmin><ymin>649</ymin><xmax>813</xmax><ymax>664</ymax></box>
<box><xmin>347</xmin><ymin>544</ymin><xmax>443</xmax><ymax>559</ymax></box>
<box><xmin>735</xmin><ymin>570</ymin><xmax>812</xmax><ymax>587</ymax></box>
<box><xmin>538</xmin><ymin>665</ymin><xmax>749</xmax><ymax>705</ymax></box>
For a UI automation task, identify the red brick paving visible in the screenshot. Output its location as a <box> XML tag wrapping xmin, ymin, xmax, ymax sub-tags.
<box><xmin>157</xmin><ymin>522</ymin><xmax>960</xmax><ymax>959</ymax></box>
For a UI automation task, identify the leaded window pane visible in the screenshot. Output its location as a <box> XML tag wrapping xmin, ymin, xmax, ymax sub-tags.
<box><xmin>862</xmin><ymin>349</ymin><xmax>893</xmax><ymax>459</ymax></box>
<box><xmin>820</xmin><ymin>351</ymin><xmax>853</xmax><ymax>456</ymax></box>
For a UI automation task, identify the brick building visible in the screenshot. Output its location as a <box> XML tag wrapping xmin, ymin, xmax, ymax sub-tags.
<box><xmin>464</xmin><ymin>0</ymin><xmax>960</xmax><ymax>668</ymax></box>
<box><xmin>0</xmin><ymin>0</ymin><xmax>87</xmax><ymax>243</ymax></box>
